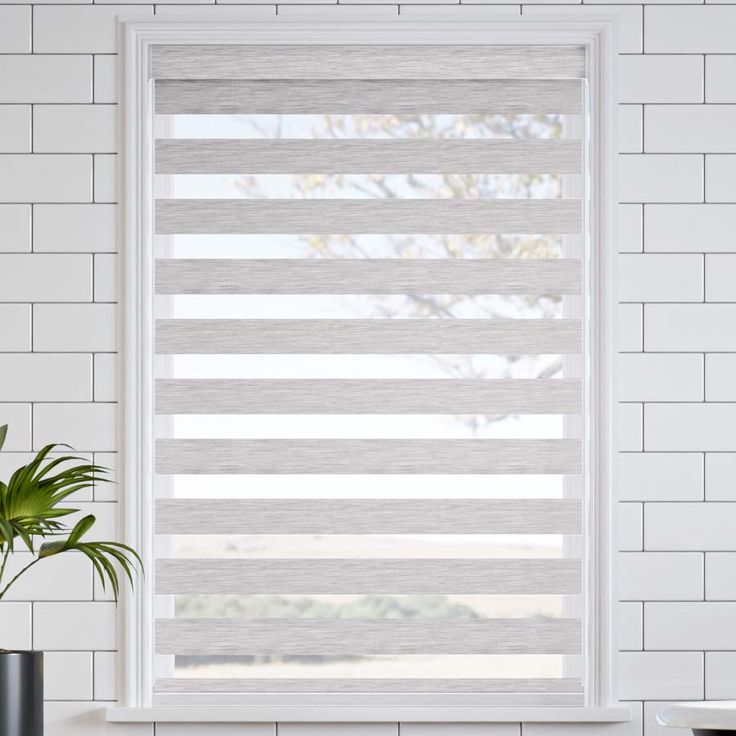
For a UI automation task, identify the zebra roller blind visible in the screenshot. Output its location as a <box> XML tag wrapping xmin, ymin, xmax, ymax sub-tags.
<box><xmin>151</xmin><ymin>41</ymin><xmax>590</xmax><ymax>705</ymax></box>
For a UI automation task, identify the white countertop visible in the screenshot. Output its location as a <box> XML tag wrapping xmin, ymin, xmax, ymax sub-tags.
<box><xmin>658</xmin><ymin>702</ymin><xmax>736</xmax><ymax>729</ymax></box>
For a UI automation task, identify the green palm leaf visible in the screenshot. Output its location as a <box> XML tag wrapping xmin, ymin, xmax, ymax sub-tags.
<box><xmin>0</xmin><ymin>425</ymin><xmax>142</xmax><ymax>602</ymax></box>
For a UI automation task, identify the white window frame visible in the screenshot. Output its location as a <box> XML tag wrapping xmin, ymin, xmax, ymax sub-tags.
<box><xmin>112</xmin><ymin>16</ymin><xmax>624</xmax><ymax>724</ymax></box>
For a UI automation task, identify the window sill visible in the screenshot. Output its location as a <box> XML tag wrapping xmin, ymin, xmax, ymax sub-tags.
<box><xmin>106</xmin><ymin>705</ymin><xmax>633</xmax><ymax>723</ymax></box>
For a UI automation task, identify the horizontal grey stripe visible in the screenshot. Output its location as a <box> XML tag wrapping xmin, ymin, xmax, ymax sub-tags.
<box><xmin>155</xmin><ymin>378</ymin><xmax>582</xmax><ymax>415</ymax></box>
<box><xmin>155</xmin><ymin>559</ymin><xmax>581</xmax><ymax>595</ymax></box>
<box><xmin>155</xmin><ymin>618</ymin><xmax>581</xmax><ymax>655</ymax></box>
<box><xmin>155</xmin><ymin>319</ymin><xmax>582</xmax><ymax>354</ymax></box>
<box><xmin>154</xmin><ymin>139</ymin><xmax>582</xmax><ymax>175</ymax></box>
<box><xmin>155</xmin><ymin>439</ymin><xmax>581</xmax><ymax>474</ymax></box>
<box><xmin>155</xmin><ymin>678</ymin><xmax>583</xmax><ymax>694</ymax></box>
<box><xmin>150</xmin><ymin>45</ymin><xmax>586</xmax><ymax>81</ymax></box>
<box><xmin>155</xmin><ymin>499</ymin><xmax>582</xmax><ymax>535</ymax></box>
<box><xmin>154</xmin><ymin>199</ymin><xmax>582</xmax><ymax>235</ymax></box>
<box><xmin>154</xmin><ymin>80</ymin><xmax>583</xmax><ymax>115</ymax></box>
<box><xmin>154</xmin><ymin>259</ymin><xmax>582</xmax><ymax>296</ymax></box>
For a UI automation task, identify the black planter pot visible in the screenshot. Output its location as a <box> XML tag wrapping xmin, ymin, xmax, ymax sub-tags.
<box><xmin>0</xmin><ymin>650</ymin><xmax>43</xmax><ymax>736</ymax></box>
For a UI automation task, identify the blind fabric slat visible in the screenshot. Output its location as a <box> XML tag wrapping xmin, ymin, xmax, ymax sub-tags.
<box><xmin>156</xmin><ymin>499</ymin><xmax>582</xmax><ymax>535</ymax></box>
<box><xmin>155</xmin><ymin>319</ymin><xmax>582</xmax><ymax>354</ymax></box>
<box><xmin>156</xmin><ymin>559</ymin><xmax>581</xmax><ymax>595</ymax></box>
<box><xmin>154</xmin><ymin>79</ymin><xmax>583</xmax><ymax>115</ymax></box>
<box><xmin>155</xmin><ymin>618</ymin><xmax>582</xmax><ymax>655</ymax></box>
<box><xmin>154</xmin><ymin>678</ymin><xmax>584</xmax><ymax>694</ymax></box>
<box><xmin>150</xmin><ymin>45</ymin><xmax>586</xmax><ymax>80</ymax></box>
<box><xmin>155</xmin><ymin>259</ymin><xmax>583</xmax><ymax>295</ymax></box>
<box><xmin>156</xmin><ymin>438</ymin><xmax>581</xmax><ymax>475</ymax></box>
<box><xmin>155</xmin><ymin>139</ymin><xmax>583</xmax><ymax>175</ymax></box>
<box><xmin>155</xmin><ymin>199</ymin><xmax>582</xmax><ymax>235</ymax></box>
<box><xmin>155</xmin><ymin>378</ymin><xmax>582</xmax><ymax>414</ymax></box>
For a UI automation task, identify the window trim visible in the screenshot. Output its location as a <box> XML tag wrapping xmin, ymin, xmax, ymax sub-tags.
<box><xmin>117</xmin><ymin>15</ymin><xmax>620</xmax><ymax>721</ymax></box>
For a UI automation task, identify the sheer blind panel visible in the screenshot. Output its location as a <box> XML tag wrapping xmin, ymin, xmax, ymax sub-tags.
<box><xmin>151</xmin><ymin>42</ymin><xmax>589</xmax><ymax>705</ymax></box>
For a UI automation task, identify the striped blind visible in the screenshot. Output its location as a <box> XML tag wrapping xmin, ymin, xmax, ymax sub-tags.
<box><xmin>151</xmin><ymin>42</ymin><xmax>588</xmax><ymax>704</ymax></box>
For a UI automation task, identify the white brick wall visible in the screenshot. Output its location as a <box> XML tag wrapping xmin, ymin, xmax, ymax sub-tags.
<box><xmin>0</xmin><ymin>3</ymin><xmax>732</xmax><ymax>735</ymax></box>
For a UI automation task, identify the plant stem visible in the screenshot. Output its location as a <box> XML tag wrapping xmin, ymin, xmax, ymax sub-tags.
<box><xmin>0</xmin><ymin>556</ymin><xmax>41</xmax><ymax>601</ymax></box>
<box><xmin>0</xmin><ymin>544</ymin><xmax>7</xmax><ymax>589</ymax></box>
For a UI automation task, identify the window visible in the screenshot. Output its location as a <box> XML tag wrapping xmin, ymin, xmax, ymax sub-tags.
<box><xmin>121</xmin><ymin>20</ymin><xmax>616</xmax><ymax>717</ymax></box>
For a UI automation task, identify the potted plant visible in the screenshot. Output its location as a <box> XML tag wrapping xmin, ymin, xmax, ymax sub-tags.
<box><xmin>0</xmin><ymin>424</ymin><xmax>141</xmax><ymax>736</ymax></box>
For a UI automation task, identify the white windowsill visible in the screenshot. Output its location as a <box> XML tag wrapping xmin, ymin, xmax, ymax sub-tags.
<box><xmin>107</xmin><ymin>705</ymin><xmax>633</xmax><ymax>723</ymax></box>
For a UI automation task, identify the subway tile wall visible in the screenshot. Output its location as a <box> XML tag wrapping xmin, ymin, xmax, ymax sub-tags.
<box><xmin>0</xmin><ymin>2</ymin><xmax>732</xmax><ymax>733</ymax></box>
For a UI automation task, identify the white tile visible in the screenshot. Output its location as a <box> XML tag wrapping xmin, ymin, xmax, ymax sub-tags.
<box><xmin>44</xmin><ymin>702</ymin><xmax>152</xmax><ymax>736</ymax></box>
<box><xmin>153</xmin><ymin>4</ymin><xmax>275</xmax><ymax>15</ymax></box>
<box><xmin>617</xmin><ymin>453</ymin><xmax>703</xmax><ymax>501</ymax></box>
<box><xmin>0</xmin><ymin>355</ymin><xmax>92</xmax><ymax>401</ymax></box>
<box><xmin>0</xmin><ymin>602</ymin><xmax>32</xmax><ymax>649</ymax></box>
<box><xmin>646</xmin><ymin>404</ymin><xmax>736</xmax><ymax>451</ymax></box>
<box><xmin>618</xmin><ymin>155</ymin><xmax>703</xmax><ymax>203</ymax></box>
<box><xmin>706</xmin><ymin>156</ymin><xmax>736</xmax><ymax>203</ymax></box>
<box><xmin>706</xmin><ymin>56</ymin><xmax>736</xmax><ymax>103</ymax></box>
<box><xmin>157</xmin><ymin>726</ymin><xmax>275</xmax><ymax>736</ymax></box>
<box><xmin>33</xmin><ymin>403</ymin><xmax>116</xmax><ymax>451</ymax></box>
<box><xmin>277</xmin><ymin>4</ymin><xmax>397</xmax><ymax>18</ymax></box>
<box><xmin>44</xmin><ymin>652</ymin><xmax>93</xmax><ymax>700</ymax></box>
<box><xmin>94</xmin><ymin>56</ymin><xmax>118</xmax><ymax>103</ymax></box>
<box><xmin>646</xmin><ymin>602</ymin><xmax>736</xmax><ymax>650</ymax></box>
<box><xmin>93</xmin><ymin>452</ymin><xmax>118</xmax><ymax>501</ymax></box>
<box><xmin>646</xmin><ymin>106</ymin><xmax>736</xmax><ymax>154</ymax></box>
<box><xmin>0</xmin><ymin>105</ymin><xmax>31</xmax><ymax>152</ymax></box>
<box><xmin>619</xmin><ymin>502</ymin><xmax>642</xmax><ymax>551</ymax></box>
<box><xmin>401</xmin><ymin>727</ymin><xmax>518</xmax><ymax>736</ymax></box>
<box><xmin>279</xmin><ymin>727</ymin><xmax>396</xmax><ymax>736</ymax></box>
<box><xmin>706</xmin><ymin>652</ymin><xmax>736</xmax><ymax>699</ymax></box>
<box><xmin>618</xmin><ymin>106</ymin><xmax>642</xmax><ymax>154</ymax></box>
<box><xmin>34</xmin><ymin>601</ymin><xmax>116</xmax><ymax>650</ymax></box>
<box><xmin>706</xmin><ymin>453</ymin><xmax>736</xmax><ymax>500</ymax></box>
<box><xmin>94</xmin><ymin>154</ymin><xmax>117</xmax><ymax>203</ymax></box>
<box><xmin>646</xmin><ymin>5</ymin><xmax>736</xmax><ymax>53</ymax></box>
<box><xmin>0</xmin><ymin>7</ymin><xmax>31</xmax><ymax>52</ymax></box>
<box><xmin>0</xmin><ymin>254</ymin><xmax>91</xmax><ymax>301</ymax></box>
<box><xmin>618</xmin><ymin>303</ymin><xmax>642</xmax><ymax>351</ymax></box>
<box><xmin>34</xmin><ymin>204</ymin><xmax>116</xmax><ymax>253</ymax></box>
<box><xmin>619</xmin><ymin>254</ymin><xmax>703</xmax><ymax>302</ymax></box>
<box><xmin>33</xmin><ymin>105</ymin><xmax>116</xmax><ymax>154</ymax></box>
<box><xmin>707</xmin><ymin>354</ymin><xmax>736</xmax><ymax>400</ymax></box>
<box><xmin>523</xmin><ymin>704</ymin><xmax>642</xmax><ymax>736</ymax></box>
<box><xmin>646</xmin><ymin>502</ymin><xmax>736</xmax><ymax>551</ymax></box>
<box><xmin>619</xmin><ymin>55</ymin><xmax>703</xmax><ymax>103</ymax></box>
<box><xmin>94</xmin><ymin>353</ymin><xmax>117</xmax><ymax>402</ymax></box>
<box><xmin>33</xmin><ymin>303</ymin><xmax>116</xmax><ymax>352</ymax></box>
<box><xmin>0</xmin><ymin>56</ymin><xmax>92</xmax><ymax>103</ymax></box>
<box><xmin>398</xmin><ymin>5</ymin><xmax>520</xmax><ymax>18</ymax></box>
<box><xmin>94</xmin><ymin>253</ymin><xmax>117</xmax><ymax>302</ymax></box>
<box><xmin>618</xmin><ymin>652</ymin><xmax>702</xmax><ymax>699</ymax></box>
<box><xmin>645</xmin><ymin>204</ymin><xmax>736</xmax><ymax>253</ymax></box>
<box><xmin>619</xmin><ymin>601</ymin><xmax>642</xmax><ymax>650</ymax></box>
<box><xmin>523</xmin><ymin>5</ymin><xmax>641</xmax><ymax>51</ymax></box>
<box><xmin>0</xmin><ymin>204</ymin><xmax>31</xmax><ymax>252</ymax></box>
<box><xmin>706</xmin><ymin>553</ymin><xmax>736</xmax><ymax>600</ymax></box>
<box><xmin>93</xmin><ymin>652</ymin><xmax>117</xmax><ymax>701</ymax></box>
<box><xmin>619</xmin><ymin>354</ymin><xmax>703</xmax><ymax>402</ymax></box>
<box><xmin>0</xmin><ymin>404</ymin><xmax>32</xmax><ymax>450</ymax></box>
<box><xmin>645</xmin><ymin>304</ymin><xmax>736</xmax><ymax>351</ymax></box>
<box><xmin>618</xmin><ymin>204</ymin><xmax>642</xmax><ymax>253</ymax></box>
<box><xmin>69</xmin><ymin>502</ymin><xmax>117</xmax><ymax>542</ymax></box>
<box><xmin>0</xmin><ymin>305</ymin><xmax>31</xmax><ymax>351</ymax></box>
<box><xmin>618</xmin><ymin>402</ymin><xmax>642</xmax><ymax>451</ymax></box>
<box><xmin>0</xmin><ymin>155</ymin><xmax>91</xmax><ymax>203</ymax></box>
<box><xmin>619</xmin><ymin>552</ymin><xmax>703</xmax><ymax>600</ymax></box>
<box><xmin>33</xmin><ymin>5</ymin><xmax>154</xmax><ymax>53</ymax></box>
